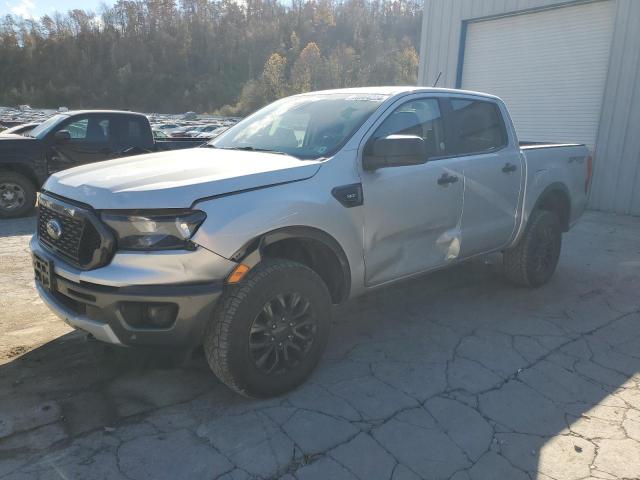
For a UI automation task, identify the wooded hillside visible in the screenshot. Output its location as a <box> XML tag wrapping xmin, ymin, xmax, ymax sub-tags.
<box><xmin>0</xmin><ymin>0</ymin><xmax>422</xmax><ymax>114</ymax></box>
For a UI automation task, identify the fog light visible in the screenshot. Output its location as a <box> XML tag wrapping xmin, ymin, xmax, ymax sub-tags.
<box><xmin>146</xmin><ymin>304</ymin><xmax>177</xmax><ymax>328</ymax></box>
<box><xmin>120</xmin><ymin>302</ymin><xmax>178</xmax><ymax>329</ymax></box>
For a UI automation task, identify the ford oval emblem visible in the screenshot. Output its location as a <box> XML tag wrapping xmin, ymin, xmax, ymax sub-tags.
<box><xmin>46</xmin><ymin>218</ymin><xmax>63</xmax><ymax>240</ymax></box>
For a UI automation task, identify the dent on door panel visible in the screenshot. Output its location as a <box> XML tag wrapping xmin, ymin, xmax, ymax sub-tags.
<box><xmin>365</xmin><ymin>217</ymin><xmax>463</xmax><ymax>286</ymax></box>
<box><xmin>363</xmin><ymin>166</ymin><xmax>464</xmax><ymax>286</ymax></box>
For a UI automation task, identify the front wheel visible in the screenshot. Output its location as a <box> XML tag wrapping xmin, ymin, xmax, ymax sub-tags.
<box><xmin>0</xmin><ymin>172</ymin><xmax>36</xmax><ymax>218</ymax></box>
<box><xmin>503</xmin><ymin>209</ymin><xmax>562</xmax><ymax>287</ymax></box>
<box><xmin>204</xmin><ymin>259</ymin><xmax>332</xmax><ymax>398</ymax></box>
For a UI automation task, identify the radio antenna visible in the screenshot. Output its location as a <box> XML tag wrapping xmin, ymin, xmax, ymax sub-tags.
<box><xmin>432</xmin><ymin>72</ymin><xmax>442</xmax><ymax>87</ymax></box>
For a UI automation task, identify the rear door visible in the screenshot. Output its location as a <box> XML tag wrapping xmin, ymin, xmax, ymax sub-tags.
<box><xmin>47</xmin><ymin>114</ymin><xmax>113</xmax><ymax>173</ymax></box>
<box><xmin>360</xmin><ymin>95</ymin><xmax>466</xmax><ymax>286</ymax></box>
<box><xmin>445</xmin><ymin>97</ymin><xmax>523</xmax><ymax>256</ymax></box>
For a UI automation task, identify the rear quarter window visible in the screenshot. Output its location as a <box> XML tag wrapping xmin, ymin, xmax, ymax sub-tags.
<box><xmin>448</xmin><ymin>98</ymin><xmax>507</xmax><ymax>156</ymax></box>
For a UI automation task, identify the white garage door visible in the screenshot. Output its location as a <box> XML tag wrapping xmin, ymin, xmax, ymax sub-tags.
<box><xmin>461</xmin><ymin>0</ymin><xmax>615</xmax><ymax>147</ymax></box>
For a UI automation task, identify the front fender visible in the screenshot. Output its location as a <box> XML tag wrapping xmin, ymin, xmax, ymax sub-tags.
<box><xmin>0</xmin><ymin>143</ymin><xmax>47</xmax><ymax>184</ymax></box>
<box><xmin>190</xmin><ymin>172</ymin><xmax>366</xmax><ymax>296</ymax></box>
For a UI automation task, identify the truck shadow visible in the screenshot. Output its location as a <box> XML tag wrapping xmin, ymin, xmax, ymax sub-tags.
<box><xmin>1</xmin><ymin>249</ymin><xmax>638</xmax><ymax>478</ymax></box>
<box><xmin>0</xmin><ymin>214</ymin><xmax>36</xmax><ymax>238</ymax></box>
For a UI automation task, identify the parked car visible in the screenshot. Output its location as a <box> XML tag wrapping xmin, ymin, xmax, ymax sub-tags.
<box><xmin>195</xmin><ymin>126</ymin><xmax>228</xmax><ymax>139</ymax></box>
<box><xmin>182</xmin><ymin>126</ymin><xmax>204</xmax><ymax>137</ymax></box>
<box><xmin>0</xmin><ymin>110</ymin><xmax>205</xmax><ymax>217</ymax></box>
<box><xmin>185</xmin><ymin>124</ymin><xmax>218</xmax><ymax>137</ymax></box>
<box><xmin>154</xmin><ymin>123</ymin><xmax>180</xmax><ymax>130</ymax></box>
<box><xmin>1</xmin><ymin>122</ymin><xmax>40</xmax><ymax>136</ymax></box>
<box><xmin>31</xmin><ymin>87</ymin><xmax>592</xmax><ymax>397</ymax></box>
<box><xmin>168</xmin><ymin>126</ymin><xmax>195</xmax><ymax>138</ymax></box>
<box><xmin>152</xmin><ymin>129</ymin><xmax>170</xmax><ymax>139</ymax></box>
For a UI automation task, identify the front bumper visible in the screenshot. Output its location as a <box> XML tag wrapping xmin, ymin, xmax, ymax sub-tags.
<box><xmin>31</xmin><ymin>237</ymin><xmax>231</xmax><ymax>347</ymax></box>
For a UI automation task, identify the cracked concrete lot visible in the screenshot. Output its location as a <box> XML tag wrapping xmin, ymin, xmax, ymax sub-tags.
<box><xmin>1</xmin><ymin>211</ymin><xmax>640</xmax><ymax>480</ymax></box>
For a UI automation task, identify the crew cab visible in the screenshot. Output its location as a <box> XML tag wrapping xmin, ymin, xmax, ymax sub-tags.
<box><xmin>30</xmin><ymin>87</ymin><xmax>592</xmax><ymax>397</ymax></box>
<box><xmin>0</xmin><ymin>110</ymin><xmax>205</xmax><ymax>217</ymax></box>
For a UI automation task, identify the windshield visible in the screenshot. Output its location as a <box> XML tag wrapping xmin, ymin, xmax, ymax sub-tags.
<box><xmin>28</xmin><ymin>114</ymin><xmax>68</xmax><ymax>138</ymax></box>
<box><xmin>211</xmin><ymin>93</ymin><xmax>389</xmax><ymax>159</ymax></box>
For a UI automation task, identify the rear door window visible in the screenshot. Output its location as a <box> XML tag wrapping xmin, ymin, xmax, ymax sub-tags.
<box><xmin>447</xmin><ymin>98</ymin><xmax>507</xmax><ymax>155</ymax></box>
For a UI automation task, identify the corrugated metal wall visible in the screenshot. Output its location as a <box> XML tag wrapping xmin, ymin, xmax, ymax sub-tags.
<box><xmin>418</xmin><ymin>0</ymin><xmax>640</xmax><ymax>215</ymax></box>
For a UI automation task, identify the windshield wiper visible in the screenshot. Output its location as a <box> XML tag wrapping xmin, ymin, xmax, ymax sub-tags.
<box><xmin>220</xmin><ymin>146</ymin><xmax>290</xmax><ymax>156</ymax></box>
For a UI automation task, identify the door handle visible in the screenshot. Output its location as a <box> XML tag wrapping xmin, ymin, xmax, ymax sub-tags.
<box><xmin>502</xmin><ymin>162</ymin><xmax>517</xmax><ymax>173</ymax></box>
<box><xmin>437</xmin><ymin>173</ymin><xmax>459</xmax><ymax>186</ymax></box>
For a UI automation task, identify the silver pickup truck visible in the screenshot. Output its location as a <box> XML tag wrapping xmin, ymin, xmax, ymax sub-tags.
<box><xmin>31</xmin><ymin>87</ymin><xmax>592</xmax><ymax>397</ymax></box>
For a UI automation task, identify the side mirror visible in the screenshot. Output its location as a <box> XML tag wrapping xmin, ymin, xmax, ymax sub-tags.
<box><xmin>54</xmin><ymin>130</ymin><xmax>71</xmax><ymax>142</ymax></box>
<box><xmin>363</xmin><ymin>135</ymin><xmax>427</xmax><ymax>171</ymax></box>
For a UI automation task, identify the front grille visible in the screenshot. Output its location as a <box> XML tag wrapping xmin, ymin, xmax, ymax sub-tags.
<box><xmin>37</xmin><ymin>193</ymin><xmax>114</xmax><ymax>269</ymax></box>
<box><xmin>38</xmin><ymin>204</ymin><xmax>84</xmax><ymax>262</ymax></box>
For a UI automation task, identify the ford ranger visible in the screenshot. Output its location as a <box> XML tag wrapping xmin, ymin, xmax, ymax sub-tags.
<box><xmin>0</xmin><ymin>110</ymin><xmax>204</xmax><ymax>218</ymax></box>
<box><xmin>30</xmin><ymin>87</ymin><xmax>592</xmax><ymax>397</ymax></box>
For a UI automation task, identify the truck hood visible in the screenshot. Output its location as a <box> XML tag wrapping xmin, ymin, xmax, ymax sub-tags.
<box><xmin>0</xmin><ymin>134</ymin><xmax>43</xmax><ymax>159</ymax></box>
<box><xmin>43</xmin><ymin>147</ymin><xmax>322</xmax><ymax>209</ymax></box>
<box><xmin>0</xmin><ymin>133</ymin><xmax>30</xmax><ymax>139</ymax></box>
<box><xmin>0</xmin><ymin>134</ymin><xmax>39</xmax><ymax>145</ymax></box>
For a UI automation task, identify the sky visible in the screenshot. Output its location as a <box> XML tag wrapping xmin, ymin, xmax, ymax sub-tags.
<box><xmin>1</xmin><ymin>0</ymin><xmax>111</xmax><ymax>18</ymax></box>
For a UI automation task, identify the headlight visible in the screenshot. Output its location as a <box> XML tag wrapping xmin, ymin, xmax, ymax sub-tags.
<box><xmin>101</xmin><ymin>210</ymin><xmax>206</xmax><ymax>251</ymax></box>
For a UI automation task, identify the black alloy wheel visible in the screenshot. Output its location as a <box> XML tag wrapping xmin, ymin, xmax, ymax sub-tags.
<box><xmin>529</xmin><ymin>222</ymin><xmax>561</xmax><ymax>278</ymax></box>
<box><xmin>249</xmin><ymin>292</ymin><xmax>318</xmax><ymax>376</ymax></box>
<box><xmin>204</xmin><ymin>258</ymin><xmax>331</xmax><ymax>398</ymax></box>
<box><xmin>503</xmin><ymin>209</ymin><xmax>562</xmax><ymax>287</ymax></box>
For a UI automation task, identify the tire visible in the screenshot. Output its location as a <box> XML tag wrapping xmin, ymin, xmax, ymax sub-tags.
<box><xmin>204</xmin><ymin>258</ymin><xmax>332</xmax><ymax>398</ymax></box>
<box><xmin>503</xmin><ymin>209</ymin><xmax>562</xmax><ymax>287</ymax></box>
<box><xmin>0</xmin><ymin>171</ymin><xmax>36</xmax><ymax>218</ymax></box>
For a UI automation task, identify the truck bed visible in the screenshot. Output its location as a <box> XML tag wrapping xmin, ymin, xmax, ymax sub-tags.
<box><xmin>519</xmin><ymin>141</ymin><xmax>584</xmax><ymax>149</ymax></box>
<box><xmin>519</xmin><ymin>141</ymin><xmax>591</xmax><ymax>229</ymax></box>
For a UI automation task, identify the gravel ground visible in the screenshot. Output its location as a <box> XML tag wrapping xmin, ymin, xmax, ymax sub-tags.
<box><xmin>0</xmin><ymin>211</ymin><xmax>639</xmax><ymax>480</ymax></box>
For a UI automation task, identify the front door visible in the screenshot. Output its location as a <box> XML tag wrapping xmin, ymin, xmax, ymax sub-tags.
<box><xmin>47</xmin><ymin>115</ymin><xmax>113</xmax><ymax>173</ymax></box>
<box><xmin>360</xmin><ymin>97</ymin><xmax>465</xmax><ymax>286</ymax></box>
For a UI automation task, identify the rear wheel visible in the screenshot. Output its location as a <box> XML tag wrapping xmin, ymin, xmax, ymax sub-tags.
<box><xmin>204</xmin><ymin>258</ymin><xmax>331</xmax><ymax>398</ymax></box>
<box><xmin>0</xmin><ymin>172</ymin><xmax>36</xmax><ymax>218</ymax></box>
<box><xmin>503</xmin><ymin>209</ymin><xmax>562</xmax><ymax>287</ymax></box>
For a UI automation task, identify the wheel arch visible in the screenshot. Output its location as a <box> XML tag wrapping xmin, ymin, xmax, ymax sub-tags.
<box><xmin>0</xmin><ymin>162</ymin><xmax>40</xmax><ymax>189</ymax></box>
<box><xmin>230</xmin><ymin>226</ymin><xmax>352</xmax><ymax>304</ymax></box>
<box><xmin>532</xmin><ymin>182</ymin><xmax>572</xmax><ymax>232</ymax></box>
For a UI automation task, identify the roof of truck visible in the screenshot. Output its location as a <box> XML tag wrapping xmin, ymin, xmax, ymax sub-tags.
<box><xmin>61</xmin><ymin>110</ymin><xmax>147</xmax><ymax>117</ymax></box>
<box><xmin>298</xmin><ymin>86</ymin><xmax>501</xmax><ymax>101</ymax></box>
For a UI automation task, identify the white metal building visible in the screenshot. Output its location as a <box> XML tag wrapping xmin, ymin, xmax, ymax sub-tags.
<box><xmin>418</xmin><ymin>0</ymin><xmax>640</xmax><ymax>215</ymax></box>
